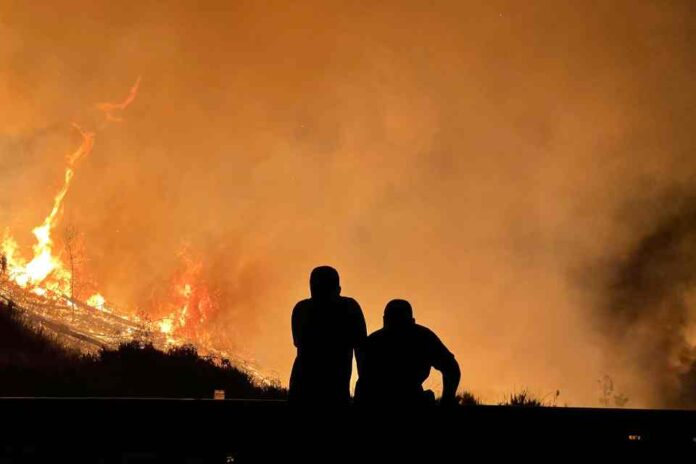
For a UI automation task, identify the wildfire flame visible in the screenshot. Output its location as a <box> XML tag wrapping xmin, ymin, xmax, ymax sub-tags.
<box><xmin>0</xmin><ymin>78</ymin><xmax>269</xmax><ymax>386</ymax></box>
<box><xmin>86</xmin><ymin>293</ymin><xmax>107</xmax><ymax>312</ymax></box>
<box><xmin>15</xmin><ymin>125</ymin><xmax>94</xmax><ymax>291</ymax></box>
<box><xmin>0</xmin><ymin>80</ymin><xmax>158</xmax><ymax>318</ymax></box>
<box><xmin>2</xmin><ymin>78</ymin><xmax>140</xmax><ymax>295</ymax></box>
<box><xmin>152</xmin><ymin>247</ymin><xmax>218</xmax><ymax>342</ymax></box>
<box><xmin>97</xmin><ymin>77</ymin><xmax>142</xmax><ymax>123</ymax></box>
<box><xmin>1</xmin><ymin>78</ymin><xmax>126</xmax><ymax>295</ymax></box>
<box><xmin>0</xmin><ymin>79</ymin><xmax>223</xmax><ymax>344</ymax></box>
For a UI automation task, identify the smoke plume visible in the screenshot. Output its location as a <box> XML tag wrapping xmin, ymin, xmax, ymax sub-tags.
<box><xmin>590</xmin><ymin>191</ymin><xmax>696</xmax><ymax>407</ymax></box>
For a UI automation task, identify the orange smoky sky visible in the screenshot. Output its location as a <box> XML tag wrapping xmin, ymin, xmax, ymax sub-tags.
<box><xmin>1</xmin><ymin>0</ymin><xmax>695</xmax><ymax>407</ymax></box>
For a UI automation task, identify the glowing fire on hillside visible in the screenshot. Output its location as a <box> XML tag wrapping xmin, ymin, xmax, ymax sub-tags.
<box><xmin>0</xmin><ymin>80</ymin><xmax>264</xmax><ymax>382</ymax></box>
<box><xmin>156</xmin><ymin>249</ymin><xmax>217</xmax><ymax>340</ymax></box>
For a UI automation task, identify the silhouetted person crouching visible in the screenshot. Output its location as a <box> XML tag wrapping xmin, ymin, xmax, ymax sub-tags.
<box><xmin>356</xmin><ymin>299</ymin><xmax>460</xmax><ymax>406</ymax></box>
<box><xmin>289</xmin><ymin>266</ymin><xmax>367</xmax><ymax>405</ymax></box>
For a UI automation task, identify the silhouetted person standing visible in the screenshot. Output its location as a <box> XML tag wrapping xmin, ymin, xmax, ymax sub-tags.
<box><xmin>356</xmin><ymin>299</ymin><xmax>460</xmax><ymax>406</ymax></box>
<box><xmin>289</xmin><ymin>266</ymin><xmax>367</xmax><ymax>405</ymax></box>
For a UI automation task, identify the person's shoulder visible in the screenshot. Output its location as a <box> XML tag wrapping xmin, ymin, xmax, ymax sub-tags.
<box><xmin>293</xmin><ymin>298</ymin><xmax>312</xmax><ymax>313</ymax></box>
<box><xmin>414</xmin><ymin>324</ymin><xmax>454</xmax><ymax>357</ymax></box>
<box><xmin>413</xmin><ymin>324</ymin><xmax>442</xmax><ymax>343</ymax></box>
<box><xmin>414</xmin><ymin>324</ymin><xmax>437</xmax><ymax>336</ymax></box>
<box><xmin>365</xmin><ymin>328</ymin><xmax>387</xmax><ymax>347</ymax></box>
<box><xmin>339</xmin><ymin>295</ymin><xmax>360</xmax><ymax>306</ymax></box>
<box><xmin>339</xmin><ymin>296</ymin><xmax>363</xmax><ymax>312</ymax></box>
<box><xmin>367</xmin><ymin>327</ymin><xmax>386</xmax><ymax>340</ymax></box>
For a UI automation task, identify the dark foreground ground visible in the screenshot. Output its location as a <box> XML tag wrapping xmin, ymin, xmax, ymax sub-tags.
<box><xmin>0</xmin><ymin>399</ymin><xmax>694</xmax><ymax>462</ymax></box>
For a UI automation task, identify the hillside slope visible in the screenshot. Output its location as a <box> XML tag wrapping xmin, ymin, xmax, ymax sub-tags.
<box><xmin>0</xmin><ymin>300</ymin><xmax>286</xmax><ymax>399</ymax></box>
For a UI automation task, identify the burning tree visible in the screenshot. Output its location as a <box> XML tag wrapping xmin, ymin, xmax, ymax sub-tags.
<box><xmin>61</xmin><ymin>224</ymin><xmax>84</xmax><ymax>305</ymax></box>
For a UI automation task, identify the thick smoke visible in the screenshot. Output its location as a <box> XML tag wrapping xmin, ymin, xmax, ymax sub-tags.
<box><xmin>1</xmin><ymin>1</ymin><xmax>695</xmax><ymax>405</ymax></box>
<box><xmin>592</xmin><ymin>192</ymin><xmax>696</xmax><ymax>408</ymax></box>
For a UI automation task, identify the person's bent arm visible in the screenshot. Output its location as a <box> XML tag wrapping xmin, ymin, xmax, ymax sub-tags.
<box><xmin>429</xmin><ymin>331</ymin><xmax>461</xmax><ymax>404</ymax></box>
<box><xmin>440</xmin><ymin>356</ymin><xmax>461</xmax><ymax>404</ymax></box>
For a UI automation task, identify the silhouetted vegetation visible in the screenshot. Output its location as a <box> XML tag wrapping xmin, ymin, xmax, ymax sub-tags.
<box><xmin>499</xmin><ymin>389</ymin><xmax>545</xmax><ymax>407</ymax></box>
<box><xmin>0</xmin><ymin>300</ymin><xmax>286</xmax><ymax>399</ymax></box>
<box><xmin>456</xmin><ymin>390</ymin><xmax>480</xmax><ymax>406</ymax></box>
<box><xmin>598</xmin><ymin>375</ymin><xmax>629</xmax><ymax>407</ymax></box>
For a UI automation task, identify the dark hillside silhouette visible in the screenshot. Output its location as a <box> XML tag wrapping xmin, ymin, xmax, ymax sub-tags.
<box><xmin>0</xmin><ymin>300</ymin><xmax>285</xmax><ymax>399</ymax></box>
<box><xmin>0</xmin><ymin>301</ymin><xmax>78</xmax><ymax>368</ymax></box>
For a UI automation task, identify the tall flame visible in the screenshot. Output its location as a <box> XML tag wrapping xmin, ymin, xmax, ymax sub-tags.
<box><xmin>18</xmin><ymin>125</ymin><xmax>94</xmax><ymax>289</ymax></box>
<box><xmin>2</xmin><ymin>79</ymin><xmax>139</xmax><ymax>295</ymax></box>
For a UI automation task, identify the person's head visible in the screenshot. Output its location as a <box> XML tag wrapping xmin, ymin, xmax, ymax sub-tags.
<box><xmin>309</xmin><ymin>266</ymin><xmax>341</xmax><ymax>299</ymax></box>
<box><xmin>383</xmin><ymin>299</ymin><xmax>415</xmax><ymax>330</ymax></box>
